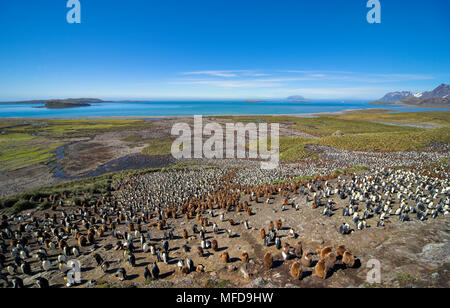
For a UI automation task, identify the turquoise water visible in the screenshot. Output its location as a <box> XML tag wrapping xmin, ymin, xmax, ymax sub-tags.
<box><xmin>0</xmin><ymin>100</ymin><xmax>446</xmax><ymax>118</ymax></box>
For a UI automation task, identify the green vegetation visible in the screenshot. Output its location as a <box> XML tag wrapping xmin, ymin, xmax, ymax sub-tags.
<box><xmin>44</xmin><ymin>100</ymin><xmax>91</xmax><ymax>109</ymax></box>
<box><xmin>0</xmin><ymin>119</ymin><xmax>153</xmax><ymax>171</ymax></box>
<box><xmin>1</xmin><ymin>119</ymin><xmax>152</xmax><ymax>138</ymax></box>
<box><xmin>142</xmin><ymin>138</ymin><xmax>176</xmax><ymax>156</ymax></box>
<box><xmin>0</xmin><ymin>132</ymin><xmax>65</xmax><ymax>171</ymax></box>
<box><xmin>218</xmin><ymin>111</ymin><xmax>450</xmax><ymax>162</ymax></box>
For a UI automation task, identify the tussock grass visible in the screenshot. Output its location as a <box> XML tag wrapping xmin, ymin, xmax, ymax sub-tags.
<box><xmin>142</xmin><ymin>138</ymin><xmax>175</xmax><ymax>156</ymax></box>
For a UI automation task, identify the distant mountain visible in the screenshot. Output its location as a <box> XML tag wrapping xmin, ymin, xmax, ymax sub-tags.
<box><xmin>412</xmin><ymin>83</ymin><xmax>450</xmax><ymax>99</ymax></box>
<box><xmin>378</xmin><ymin>91</ymin><xmax>414</xmax><ymax>102</ymax></box>
<box><xmin>287</xmin><ymin>95</ymin><xmax>308</xmax><ymax>102</ymax></box>
<box><xmin>373</xmin><ymin>84</ymin><xmax>450</xmax><ymax>107</ymax></box>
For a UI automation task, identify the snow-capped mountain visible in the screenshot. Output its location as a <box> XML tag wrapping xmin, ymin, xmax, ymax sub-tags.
<box><xmin>375</xmin><ymin>84</ymin><xmax>450</xmax><ymax>107</ymax></box>
<box><xmin>378</xmin><ymin>91</ymin><xmax>414</xmax><ymax>102</ymax></box>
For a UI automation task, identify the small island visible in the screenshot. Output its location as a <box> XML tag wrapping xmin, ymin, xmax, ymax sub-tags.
<box><xmin>31</xmin><ymin>98</ymin><xmax>104</xmax><ymax>109</ymax></box>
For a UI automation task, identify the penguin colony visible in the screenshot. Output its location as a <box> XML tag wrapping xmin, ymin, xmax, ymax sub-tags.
<box><xmin>0</xmin><ymin>163</ymin><xmax>448</xmax><ymax>288</ymax></box>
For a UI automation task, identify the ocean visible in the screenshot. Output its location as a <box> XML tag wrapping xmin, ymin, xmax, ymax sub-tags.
<box><xmin>0</xmin><ymin>100</ymin><xmax>446</xmax><ymax>118</ymax></box>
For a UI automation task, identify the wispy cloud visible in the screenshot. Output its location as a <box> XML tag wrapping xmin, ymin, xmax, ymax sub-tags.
<box><xmin>181</xmin><ymin>70</ymin><xmax>240</xmax><ymax>78</ymax></box>
<box><xmin>172</xmin><ymin>69</ymin><xmax>436</xmax><ymax>99</ymax></box>
<box><xmin>180</xmin><ymin>70</ymin><xmax>272</xmax><ymax>78</ymax></box>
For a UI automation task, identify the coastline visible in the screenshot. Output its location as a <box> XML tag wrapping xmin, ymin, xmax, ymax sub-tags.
<box><xmin>0</xmin><ymin>107</ymin><xmax>404</xmax><ymax>120</ymax></box>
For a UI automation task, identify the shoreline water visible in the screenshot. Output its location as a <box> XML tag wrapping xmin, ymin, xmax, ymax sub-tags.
<box><xmin>0</xmin><ymin>101</ymin><xmax>448</xmax><ymax>120</ymax></box>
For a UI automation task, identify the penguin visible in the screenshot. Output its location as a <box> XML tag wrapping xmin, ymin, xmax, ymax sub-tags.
<box><xmin>339</xmin><ymin>223</ymin><xmax>350</xmax><ymax>235</ymax></box>
<box><xmin>144</xmin><ymin>266</ymin><xmax>151</xmax><ymax>281</ymax></box>
<box><xmin>57</xmin><ymin>254</ymin><xmax>67</xmax><ymax>263</ymax></box>
<box><xmin>128</xmin><ymin>253</ymin><xmax>136</xmax><ymax>267</ymax></box>
<box><xmin>221</xmin><ymin>251</ymin><xmax>230</xmax><ymax>263</ymax></box>
<box><xmin>197</xmin><ymin>246</ymin><xmax>204</xmax><ymax>257</ymax></box>
<box><xmin>12</xmin><ymin>277</ymin><xmax>24</xmax><ymax>288</ymax></box>
<box><xmin>259</xmin><ymin>228</ymin><xmax>266</xmax><ymax>240</ymax></box>
<box><xmin>142</xmin><ymin>242</ymin><xmax>150</xmax><ymax>253</ymax></box>
<box><xmin>294</xmin><ymin>241</ymin><xmax>303</xmax><ymax>258</ymax></box>
<box><xmin>182</xmin><ymin>229</ymin><xmax>188</xmax><ymax>240</ymax></box>
<box><xmin>275</xmin><ymin>219</ymin><xmax>282</xmax><ymax>231</ymax></box>
<box><xmin>93</xmin><ymin>254</ymin><xmax>104</xmax><ymax>267</ymax></box>
<box><xmin>275</xmin><ymin>237</ymin><xmax>281</xmax><ymax>250</ymax></box>
<box><xmin>263</xmin><ymin>252</ymin><xmax>273</xmax><ymax>269</ymax></box>
<box><xmin>342</xmin><ymin>251</ymin><xmax>355</xmax><ymax>268</ymax></box>
<box><xmin>317</xmin><ymin>246</ymin><xmax>332</xmax><ymax>259</ymax></box>
<box><xmin>324</xmin><ymin>252</ymin><xmax>336</xmax><ymax>273</ymax></box>
<box><xmin>20</xmin><ymin>261</ymin><xmax>31</xmax><ymax>275</ymax></box>
<box><xmin>151</xmin><ymin>262</ymin><xmax>160</xmax><ymax>279</ymax></box>
<box><xmin>241</xmin><ymin>252</ymin><xmax>249</xmax><ymax>263</ymax></box>
<box><xmin>244</xmin><ymin>220</ymin><xmax>250</xmax><ymax>230</ymax></box>
<box><xmin>72</xmin><ymin>247</ymin><xmax>80</xmax><ymax>257</ymax></box>
<box><xmin>185</xmin><ymin>258</ymin><xmax>194</xmax><ymax>273</ymax></box>
<box><xmin>35</xmin><ymin>277</ymin><xmax>50</xmax><ymax>288</ymax></box>
<box><xmin>177</xmin><ymin>260</ymin><xmax>184</xmax><ymax>271</ymax></box>
<box><xmin>281</xmin><ymin>244</ymin><xmax>291</xmax><ymax>261</ymax></box>
<box><xmin>7</xmin><ymin>264</ymin><xmax>17</xmax><ymax>275</ymax></box>
<box><xmin>162</xmin><ymin>240</ymin><xmax>169</xmax><ymax>253</ymax></box>
<box><xmin>335</xmin><ymin>245</ymin><xmax>346</xmax><ymax>258</ymax></box>
<box><xmin>115</xmin><ymin>268</ymin><xmax>127</xmax><ymax>281</ymax></box>
<box><xmin>301</xmin><ymin>251</ymin><xmax>313</xmax><ymax>267</ymax></box>
<box><xmin>263</xmin><ymin>235</ymin><xmax>270</xmax><ymax>247</ymax></box>
<box><xmin>181</xmin><ymin>244</ymin><xmax>190</xmax><ymax>253</ymax></box>
<box><xmin>162</xmin><ymin>251</ymin><xmax>169</xmax><ymax>264</ymax></box>
<box><xmin>315</xmin><ymin>259</ymin><xmax>327</xmax><ymax>279</ymax></box>
<box><xmin>211</xmin><ymin>239</ymin><xmax>218</xmax><ymax>251</ymax></box>
<box><xmin>42</xmin><ymin>259</ymin><xmax>51</xmax><ymax>271</ymax></box>
<box><xmin>290</xmin><ymin>261</ymin><xmax>303</xmax><ymax>280</ymax></box>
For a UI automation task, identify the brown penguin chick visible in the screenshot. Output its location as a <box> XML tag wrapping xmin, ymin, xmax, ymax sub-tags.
<box><xmin>128</xmin><ymin>223</ymin><xmax>135</xmax><ymax>232</ymax></box>
<box><xmin>241</xmin><ymin>252</ymin><xmax>249</xmax><ymax>263</ymax></box>
<box><xmin>78</xmin><ymin>235</ymin><xmax>87</xmax><ymax>248</ymax></box>
<box><xmin>246</xmin><ymin>208</ymin><xmax>252</xmax><ymax>216</ymax></box>
<box><xmin>290</xmin><ymin>261</ymin><xmax>303</xmax><ymax>280</ymax></box>
<box><xmin>316</xmin><ymin>246</ymin><xmax>333</xmax><ymax>259</ymax></box>
<box><xmin>87</xmin><ymin>232</ymin><xmax>95</xmax><ymax>245</ymax></box>
<box><xmin>342</xmin><ymin>251</ymin><xmax>355</xmax><ymax>268</ymax></box>
<box><xmin>275</xmin><ymin>219</ymin><xmax>282</xmax><ymax>231</ymax></box>
<box><xmin>259</xmin><ymin>228</ymin><xmax>266</xmax><ymax>240</ymax></box>
<box><xmin>229</xmin><ymin>219</ymin><xmax>234</xmax><ymax>226</ymax></box>
<box><xmin>118</xmin><ymin>213</ymin><xmax>124</xmax><ymax>223</ymax></box>
<box><xmin>268</xmin><ymin>221</ymin><xmax>274</xmax><ymax>231</ymax></box>
<box><xmin>197</xmin><ymin>246</ymin><xmax>204</xmax><ymax>257</ymax></box>
<box><xmin>181</xmin><ymin>266</ymin><xmax>190</xmax><ymax>275</ymax></box>
<box><xmin>301</xmin><ymin>251</ymin><xmax>313</xmax><ymax>267</ymax></box>
<box><xmin>294</xmin><ymin>241</ymin><xmax>303</xmax><ymax>257</ymax></box>
<box><xmin>182</xmin><ymin>229</ymin><xmax>188</xmax><ymax>239</ymax></box>
<box><xmin>324</xmin><ymin>252</ymin><xmax>337</xmax><ymax>272</ymax></box>
<box><xmin>263</xmin><ymin>252</ymin><xmax>273</xmax><ymax>269</ymax></box>
<box><xmin>336</xmin><ymin>245</ymin><xmax>346</xmax><ymax>258</ymax></box>
<box><xmin>10</xmin><ymin>239</ymin><xmax>18</xmax><ymax>248</ymax></box>
<box><xmin>315</xmin><ymin>259</ymin><xmax>327</xmax><ymax>279</ymax></box>
<box><xmin>157</xmin><ymin>221</ymin><xmax>163</xmax><ymax>230</ymax></box>
<box><xmin>221</xmin><ymin>251</ymin><xmax>230</xmax><ymax>263</ymax></box>
<box><xmin>211</xmin><ymin>239</ymin><xmax>218</xmax><ymax>251</ymax></box>
<box><xmin>58</xmin><ymin>239</ymin><xmax>67</xmax><ymax>250</ymax></box>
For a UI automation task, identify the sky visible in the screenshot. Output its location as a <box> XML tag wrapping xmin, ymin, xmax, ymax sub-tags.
<box><xmin>0</xmin><ymin>0</ymin><xmax>449</xmax><ymax>101</ymax></box>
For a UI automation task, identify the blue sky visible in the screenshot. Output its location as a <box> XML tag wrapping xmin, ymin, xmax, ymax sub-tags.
<box><xmin>0</xmin><ymin>0</ymin><xmax>448</xmax><ymax>101</ymax></box>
